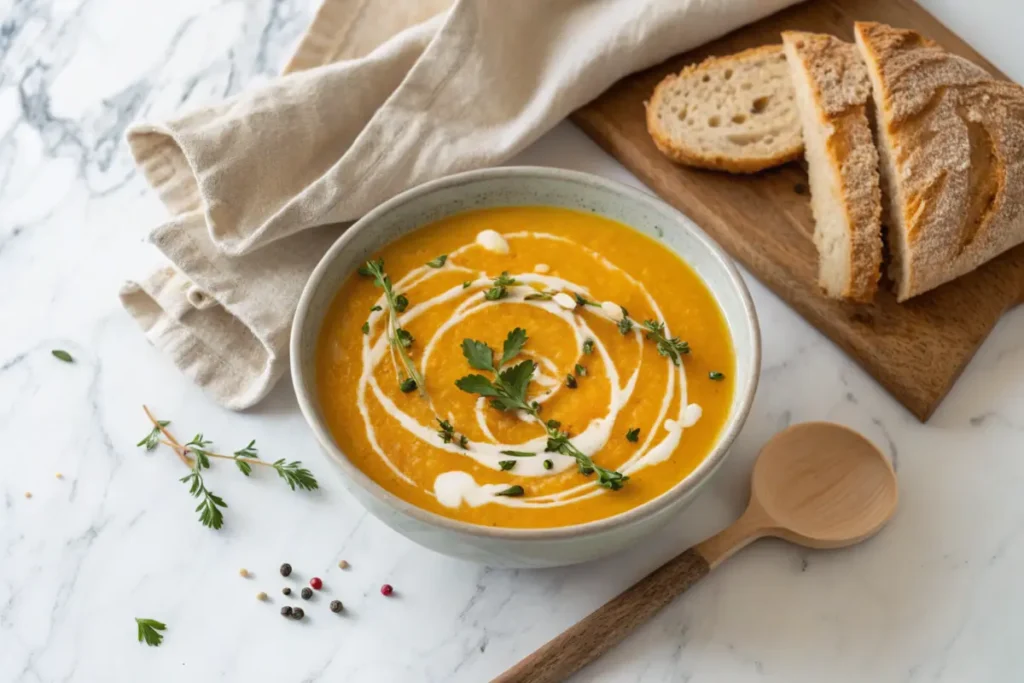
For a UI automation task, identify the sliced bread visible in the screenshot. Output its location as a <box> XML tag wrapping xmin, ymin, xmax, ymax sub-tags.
<box><xmin>646</xmin><ymin>45</ymin><xmax>803</xmax><ymax>174</ymax></box>
<box><xmin>782</xmin><ymin>31</ymin><xmax>882</xmax><ymax>302</ymax></box>
<box><xmin>854</xmin><ymin>21</ymin><xmax>1024</xmax><ymax>301</ymax></box>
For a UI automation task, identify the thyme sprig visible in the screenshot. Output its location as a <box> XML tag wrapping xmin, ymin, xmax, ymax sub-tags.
<box><xmin>569</xmin><ymin>299</ymin><xmax>690</xmax><ymax>365</ymax></box>
<box><xmin>484</xmin><ymin>271</ymin><xmax>518</xmax><ymax>301</ymax></box>
<box><xmin>436</xmin><ymin>418</ymin><xmax>469</xmax><ymax>449</ymax></box>
<box><xmin>360</xmin><ymin>259</ymin><xmax>426</xmax><ymax>395</ymax></box>
<box><xmin>139</xmin><ymin>406</ymin><xmax>319</xmax><ymax>529</ymax></box>
<box><xmin>455</xmin><ymin>329</ymin><xmax>628</xmax><ymax>491</ymax></box>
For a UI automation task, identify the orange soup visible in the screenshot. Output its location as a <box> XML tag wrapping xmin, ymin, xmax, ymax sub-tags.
<box><xmin>316</xmin><ymin>206</ymin><xmax>734</xmax><ymax>528</ymax></box>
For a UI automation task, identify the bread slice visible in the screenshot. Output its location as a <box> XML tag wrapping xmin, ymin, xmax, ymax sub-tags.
<box><xmin>854</xmin><ymin>21</ymin><xmax>1024</xmax><ymax>301</ymax></box>
<box><xmin>782</xmin><ymin>31</ymin><xmax>882</xmax><ymax>302</ymax></box>
<box><xmin>646</xmin><ymin>45</ymin><xmax>803</xmax><ymax>173</ymax></box>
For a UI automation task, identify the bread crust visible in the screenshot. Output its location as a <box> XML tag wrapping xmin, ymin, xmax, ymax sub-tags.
<box><xmin>855</xmin><ymin>21</ymin><xmax>1024</xmax><ymax>301</ymax></box>
<box><xmin>646</xmin><ymin>45</ymin><xmax>803</xmax><ymax>174</ymax></box>
<box><xmin>783</xmin><ymin>31</ymin><xmax>882</xmax><ymax>303</ymax></box>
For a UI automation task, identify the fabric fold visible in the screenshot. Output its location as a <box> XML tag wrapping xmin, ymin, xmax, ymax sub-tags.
<box><xmin>122</xmin><ymin>0</ymin><xmax>802</xmax><ymax>409</ymax></box>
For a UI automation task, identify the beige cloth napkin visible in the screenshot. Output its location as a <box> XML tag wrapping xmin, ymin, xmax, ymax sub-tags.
<box><xmin>120</xmin><ymin>0</ymin><xmax>800</xmax><ymax>409</ymax></box>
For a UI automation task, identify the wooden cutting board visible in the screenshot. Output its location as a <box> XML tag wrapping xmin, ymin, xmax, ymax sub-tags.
<box><xmin>571</xmin><ymin>0</ymin><xmax>1024</xmax><ymax>422</ymax></box>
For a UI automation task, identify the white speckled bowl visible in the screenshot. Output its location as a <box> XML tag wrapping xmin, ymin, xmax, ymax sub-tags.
<box><xmin>291</xmin><ymin>167</ymin><xmax>760</xmax><ymax>568</ymax></box>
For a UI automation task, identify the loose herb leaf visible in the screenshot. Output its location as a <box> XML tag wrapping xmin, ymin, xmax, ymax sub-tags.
<box><xmin>426</xmin><ymin>254</ymin><xmax>448</xmax><ymax>268</ymax></box>
<box><xmin>574</xmin><ymin>363</ymin><xmax>586</xmax><ymax>377</ymax></box>
<box><xmin>137</xmin><ymin>420</ymin><xmax>170</xmax><ymax>451</ymax></box>
<box><xmin>500</xmin><ymin>327</ymin><xmax>528</xmax><ymax>366</ymax></box>
<box><xmin>437</xmin><ymin>419</ymin><xmax>456</xmax><ymax>443</ymax></box>
<box><xmin>462</xmin><ymin>280</ymin><xmax>473</xmax><ymax>289</ymax></box>
<box><xmin>51</xmin><ymin>349</ymin><xmax>73</xmax><ymax>363</ymax></box>
<box><xmin>484</xmin><ymin>271</ymin><xmax>517</xmax><ymax>301</ymax></box>
<box><xmin>499</xmin><ymin>450</ymin><xmax>536</xmax><ymax>457</ymax></box>
<box><xmin>565</xmin><ymin>374</ymin><xmax>577</xmax><ymax>389</ymax></box>
<box><xmin>499</xmin><ymin>361</ymin><xmax>536</xmax><ymax>403</ymax></box>
<box><xmin>626</xmin><ymin>428</ymin><xmax>640</xmax><ymax>443</ymax></box>
<box><xmin>574</xmin><ymin>292</ymin><xmax>597</xmax><ymax>307</ymax></box>
<box><xmin>709</xmin><ymin>371</ymin><xmax>725</xmax><ymax>381</ymax></box>
<box><xmin>136</xmin><ymin>618</ymin><xmax>167</xmax><ymax>647</ymax></box>
<box><xmin>399</xmin><ymin>378</ymin><xmax>418</xmax><ymax>393</ymax></box>
<box><xmin>495</xmin><ymin>485</ymin><xmax>524</xmax><ymax>497</ymax></box>
<box><xmin>370</xmin><ymin>305</ymin><xmax>382</xmax><ymax>312</ymax></box>
<box><xmin>461</xmin><ymin>339</ymin><xmax>495</xmax><ymax>372</ymax></box>
<box><xmin>458</xmin><ymin>434</ymin><xmax>469</xmax><ymax>449</ymax></box>
<box><xmin>454</xmin><ymin>374</ymin><xmax>501</xmax><ymax>397</ymax></box>
<box><xmin>524</xmin><ymin>291</ymin><xmax>553</xmax><ymax>301</ymax></box>
<box><xmin>395</xmin><ymin>328</ymin><xmax>414</xmax><ymax>348</ymax></box>
<box><xmin>273</xmin><ymin>459</ymin><xmax>319</xmax><ymax>491</ymax></box>
<box><xmin>582</xmin><ymin>339</ymin><xmax>594</xmax><ymax>354</ymax></box>
<box><xmin>361</xmin><ymin>321</ymin><xmax>370</xmax><ymax>335</ymax></box>
<box><xmin>642</xmin><ymin>320</ymin><xmax>690</xmax><ymax>366</ymax></box>
<box><xmin>618</xmin><ymin>317</ymin><xmax>634</xmax><ymax>335</ymax></box>
<box><xmin>498</xmin><ymin>460</ymin><xmax>516</xmax><ymax>471</ymax></box>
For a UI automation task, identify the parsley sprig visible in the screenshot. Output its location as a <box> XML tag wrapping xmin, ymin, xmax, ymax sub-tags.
<box><xmin>139</xmin><ymin>407</ymin><xmax>318</xmax><ymax>529</ymax></box>
<box><xmin>360</xmin><ymin>259</ymin><xmax>426</xmax><ymax>395</ymax></box>
<box><xmin>136</xmin><ymin>618</ymin><xmax>167</xmax><ymax>647</ymax></box>
<box><xmin>454</xmin><ymin>329</ymin><xmax>628</xmax><ymax>491</ymax></box>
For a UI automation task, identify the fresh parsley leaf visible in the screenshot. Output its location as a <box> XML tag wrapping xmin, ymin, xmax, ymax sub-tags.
<box><xmin>499</xmin><ymin>450</ymin><xmax>536</xmax><ymax>457</ymax></box>
<box><xmin>455</xmin><ymin>374</ymin><xmax>500</xmax><ymax>397</ymax></box>
<box><xmin>500</xmin><ymin>327</ymin><xmax>528</xmax><ymax>366</ymax></box>
<box><xmin>582</xmin><ymin>339</ymin><xmax>594</xmax><ymax>354</ymax></box>
<box><xmin>498</xmin><ymin>460</ymin><xmax>516</xmax><ymax>471</ymax></box>
<box><xmin>495</xmin><ymin>485</ymin><xmax>524</xmax><ymax>497</ymax></box>
<box><xmin>709</xmin><ymin>371</ymin><xmax>725</xmax><ymax>381</ymax></box>
<box><xmin>626</xmin><ymin>427</ymin><xmax>640</xmax><ymax>442</ymax></box>
<box><xmin>136</xmin><ymin>618</ymin><xmax>167</xmax><ymax>647</ymax></box>
<box><xmin>565</xmin><ymin>373</ymin><xmax>577</xmax><ymax>389</ymax></box>
<box><xmin>499</xmin><ymin>361</ymin><xmax>536</xmax><ymax>402</ymax></box>
<box><xmin>51</xmin><ymin>349</ymin><xmax>73</xmax><ymax>363</ymax></box>
<box><xmin>361</xmin><ymin>321</ymin><xmax>370</xmax><ymax>335</ymax></box>
<box><xmin>426</xmin><ymin>254</ymin><xmax>447</xmax><ymax>268</ymax></box>
<box><xmin>574</xmin><ymin>363</ymin><xmax>586</xmax><ymax>377</ymax></box>
<box><xmin>461</xmin><ymin>339</ymin><xmax>495</xmax><ymax>372</ymax></box>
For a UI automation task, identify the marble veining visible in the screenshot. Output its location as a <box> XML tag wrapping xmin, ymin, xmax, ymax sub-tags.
<box><xmin>2</xmin><ymin>0</ymin><xmax>1024</xmax><ymax>681</ymax></box>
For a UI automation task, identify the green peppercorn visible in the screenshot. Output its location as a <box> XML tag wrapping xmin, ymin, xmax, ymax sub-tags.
<box><xmin>280</xmin><ymin>606</ymin><xmax>293</xmax><ymax>617</ymax></box>
<box><xmin>291</xmin><ymin>607</ymin><xmax>304</xmax><ymax>620</ymax></box>
<box><xmin>330</xmin><ymin>600</ymin><xmax>344</xmax><ymax>613</ymax></box>
<box><xmin>301</xmin><ymin>587</ymin><xmax>313</xmax><ymax>600</ymax></box>
<box><xmin>282</xmin><ymin>587</ymin><xmax>291</xmax><ymax>596</ymax></box>
<box><xmin>279</xmin><ymin>563</ymin><xmax>292</xmax><ymax>577</ymax></box>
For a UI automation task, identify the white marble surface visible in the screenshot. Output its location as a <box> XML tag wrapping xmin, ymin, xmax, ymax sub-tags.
<box><xmin>3</xmin><ymin>0</ymin><xmax>1024</xmax><ymax>681</ymax></box>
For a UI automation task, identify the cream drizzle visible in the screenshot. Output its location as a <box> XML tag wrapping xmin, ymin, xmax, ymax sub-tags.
<box><xmin>356</xmin><ymin>230</ymin><xmax>702</xmax><ymax>510</ymax></box>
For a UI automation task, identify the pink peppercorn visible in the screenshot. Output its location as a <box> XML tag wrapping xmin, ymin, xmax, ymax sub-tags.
<box><xmin>380</xmin><ymin>584</ymin><xmax>394</xmax><ymax>596</ymax></box>
<box><xmin>310</xmin><ymin>577</ymin><xmax>323</xmax><ymax>590</ymax></box>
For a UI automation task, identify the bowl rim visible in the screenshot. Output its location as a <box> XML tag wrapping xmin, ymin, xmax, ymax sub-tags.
<box><xmin>291</xmin><ymin>166</ymin><xmax>760</xmax><ymax>541</ymax></box>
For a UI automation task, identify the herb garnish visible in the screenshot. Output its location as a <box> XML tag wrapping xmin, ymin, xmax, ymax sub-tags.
<box><xmin>51</xmin><ymin>349</ymin><xmax>73</xmax><ymax>363</ymax></box>
<box><xmin>370</xmin><ymin>305</ymin><xmax>382</xmax><ymax>312</ymax></box>
<box><xmin>455</xmin><ymin>329</ymin><xmax>628</xmax><ymax>491</ymax></box>
<box><xmin>426</xmin><ymin>254</ymin><xmax>448</xmax><ymax>268</ymax></box>
<box><xmin>136</xmin><ymin>618</ymin><xmax>167</xmax><ymax>647</ymax></box>
<box><xmin>626</xmin><ymin>427</ymin><xmax>640</xmax><ymax>443</ymax></box>
<box><xmin>361</xmin><ymin>321</ymin><xmax>370</xmax><ymax>335</ymax></box>
<box><xmin>582</xmin><ymin>339</ymin><xmax>594</xmax><ymax>354</ymax></box>
<box><xmin>573</xmin><ymin>293</ymin><xmax>598</xmax><ymax>307</ymax></box>
<box><xmin>574</xmin><ymin>363</ymin><xmax>587</xmax><ymax>377</ymax></box>
<box><xmin>565</xmin><ymin>374</ymin><xmax>577</xmax><ymax>389</ymax></box>
<box><xmin>524</xmin><ymin>291</ymin><xmax>554</xmax><ymax>301</ymax></box>
<box><xmin>484</xmin><ymin>272</ymin><xmax>517</xmax><ymax>301</ymax></box>
<box><xmin>641</xmin><ymin>320</ymin><xmax>690</xmax><ymax>366</ymax></box>
<box><xmin>543</xmin><ymin>459</ymin><xmax>554</xmax><ymax>470</ymax></box>
<box><xmin>436</xmin><ymin>419</ymin><xmax>469</xmax><ymax>449</ymax></box>
<box><xmin>360</xmin><ymin>259</ymin><xmax>426</xmax><ymax>395</ymax></box>
<box><xmin>139</xmin><ymin>407</ymin><xmax>318</xmax><ymax>529</ymax></box>
<box><xmin>498</xmin><ymin>460</ymin><xmax>516</xmax><ymax>471</ymax></box>
<box><xmin>500</xmin><ymin>450</ymin><xmax>536</xmax><ymax>457</ymax></box>
<box><xmin>709</xmin><ymin>371</ymin><xmax>725</xmax><ymax>381</ymax></box>
<box><xmin>462</xmin><ymin>280</ymin><xmax>473</xmax><ymax>289</ymax></box>
<box><xmin>495</xmin><ymin>485</ymin><xmax>524</xmax><ymax>497</ymax></box>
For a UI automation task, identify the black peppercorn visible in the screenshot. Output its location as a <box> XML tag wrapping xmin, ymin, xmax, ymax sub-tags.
<box><xmin>280</xmin><ymin>606</ymin><xmax>293</xmax><ymax>617</ymax></box>
<box><xmin>291</xmin><ymin>607</ymin><xmax>304</xmax><ymax>620</ymax></box>
<box><xmin>301</xmin><ymin>587</ymin><xmax>313</xmax><ymax>600</ymax></box>
<box><xmin>282</xmin><ymin>587</ymin><xmax>292</xmax><ymax>596</ymax></box>
<box><xmin>330</xmin><ymin>600</ymin><xmax>343</xmax><ymax>613</ymax></box>
<box><xmin>279</xmin><ymin>563</ymin><xmax>292</xmax><ymax>577</ymax></box>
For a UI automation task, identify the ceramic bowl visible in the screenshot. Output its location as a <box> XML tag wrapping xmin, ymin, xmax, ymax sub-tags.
<box><xmin>291</xmin><ymin>167</ymin><xmax>760</xmax><ymax>568</ymax></box>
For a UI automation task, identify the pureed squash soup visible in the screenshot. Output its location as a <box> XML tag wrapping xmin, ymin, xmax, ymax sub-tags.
<box><xmin>316</xmin><ymin>206</ymin><xmax>735</xmax><ymax>529</ymax></box>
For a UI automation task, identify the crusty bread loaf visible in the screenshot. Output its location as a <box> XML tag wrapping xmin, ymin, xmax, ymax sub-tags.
<box><xmin>646</xmin><ymin>45</ymin><xmax>803</xmax><ymax>174</ymax></box>
<box><xmin>854</xmin><ymin>21</ymin><xmax>1024</xmax><ymax>301</ymax></box>
<box><xmin>782</xmin><ymin>31</ymin><xmax>882</xmax><ymax>302</ymax></box>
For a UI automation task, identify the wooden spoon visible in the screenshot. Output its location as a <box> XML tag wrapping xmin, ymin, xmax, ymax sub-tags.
<box><xmin>493</xmin><ymin>422</ymin><xmax>898</xmax><ymax>683</ymax></box>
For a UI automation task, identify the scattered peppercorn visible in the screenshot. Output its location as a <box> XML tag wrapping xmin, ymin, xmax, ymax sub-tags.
<box><xmin>24</xmin><ymin>492</ymin><xmax>32</xmax><ymax>499</ymax></box>
<box><xmin>55</xmin><ymin>473</ymin><xmax>64</xmax><ymax>480</ymax></box>
<box><xmin>256</xmin><ymin>592</ymin><xmax>267</xmax><ymax>601</ymax></box>
<box><xmin>381</xmin><ymin>584</ymin><xmax>394</xmax><ymax>596</ymax></box>
<box><xmin>280</xmin><ymin>606</ymin><xmax>293</xmax><ymax>617</ymax></box>
<box><xmin>282</xmin><ymin>587</ymin><xmax>292</xmax><ymax>596</ymax></box>
<box><xmin>239</xmin><ymin>568</ymin><xmax>250</xmax><ymax>578</ymax></box>
<box><xmin>309</xmin><ymin>577</ymin><xmax>323</xmax><ymax>590</ymax></box>
<box><xmin>338</xmin><ymin>560</ymin><xmax>349</xmax><ymax>569</ymax></box>
<box><xmin>543</xmin><ymin>459</ymin><xmax>553</xmax><ymax>470</ymax></box>
<box><xmin>301</xmin><ymin>587</ymin><xmax>313</xmax><ymax>600</ymax></box>
<box><xmin>279</xmin><ymin>563</ymin><xmax>292</xmax><ymax>577</ymax></box>
<box><xmin>330</xmin><ymin>600</ymin><xmax>344</xmax><ymax>613</ymax></box>
<box><xmin>291</xmin><ymin>607</ymin><xmax>304</xmax><ymax>620</ymax></box>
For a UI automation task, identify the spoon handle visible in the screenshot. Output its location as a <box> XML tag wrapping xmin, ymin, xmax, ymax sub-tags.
<box><xmin>491</xmin><ymin>548</ymin><xmax>711</xmax><ymax>683</ymax></box>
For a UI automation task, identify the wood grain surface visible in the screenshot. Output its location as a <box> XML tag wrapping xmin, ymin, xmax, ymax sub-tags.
<box><xmin>571</xmin><ymin>0</ymin><xmax>1024</xmax><ymax>421</ymax></box>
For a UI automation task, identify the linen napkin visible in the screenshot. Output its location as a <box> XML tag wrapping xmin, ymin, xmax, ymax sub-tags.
<box><xmin>120</xmin><ymin>0</ymin><xmax>801</xmax><ymax>409</ymax></box>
